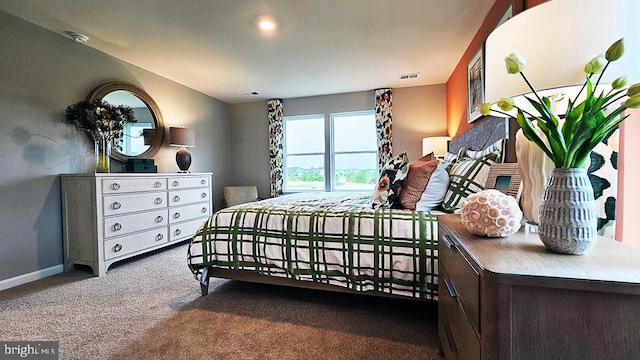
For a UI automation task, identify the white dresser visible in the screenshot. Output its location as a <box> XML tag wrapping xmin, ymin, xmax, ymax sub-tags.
<box><xmin>60</xmin><ymin>172</ymin><xmax>213</xmax><ymax>276</ymax></box>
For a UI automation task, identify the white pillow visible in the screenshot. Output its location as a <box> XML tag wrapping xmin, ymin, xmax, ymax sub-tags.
<box><xmin>416</xmin><ymin>162</ymin><xmax>450</xmax><ymax>211</ymax></box>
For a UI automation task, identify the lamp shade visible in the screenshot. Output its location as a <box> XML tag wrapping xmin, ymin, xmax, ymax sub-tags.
<box><xmin>422</xmin><ymin>136</ymin><xmax>451</xmax><ymax>156</ymax></box>
<box><xmin>485</xmin><ymin>0</ymin><xmax>640</xmax><ymax>105</ymax></box>
<box><xmin>169</xmin><ymin>127</ymin><xmax>195</xmax><ymax>147</ymax></box>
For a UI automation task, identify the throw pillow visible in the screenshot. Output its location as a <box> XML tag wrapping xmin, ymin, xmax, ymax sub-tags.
<box><xmin>441</xmin><ymin>148</ymin><xmax>465</xmax><ymax>171</ymax></box>
<box><xmin>465</xmin><ymin>139</ymin><xmax>506</xmax><ymax>163</ymax></box>
<box><xmin>588</xmin><ymin>140</ymin><xmax>618</xmax><ymax>238</ymax></box>
<box><xmin>371</xmin><ymin>152</ymin><xmax>409</xmax><ymax>209</ymax></box>
<box><xmin>415</xmin><ymin>162</ymin><xmax>450</xmax><ymax>211</ymax></box>
<box><xmin>399</xmin><ymin>159</ymin><xmax>439</xmax><ymax>210</ymax></box>
<box><xmin>441</xmin><ymin>152</ymin><xmax>500</xmax><ymax>213</ymax></box>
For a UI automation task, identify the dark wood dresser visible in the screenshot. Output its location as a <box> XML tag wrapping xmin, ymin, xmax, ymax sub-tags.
<box><xmin>437</xmin><ymin>214</ymin><xmax>640</xmax><ymax>360</ymax></box>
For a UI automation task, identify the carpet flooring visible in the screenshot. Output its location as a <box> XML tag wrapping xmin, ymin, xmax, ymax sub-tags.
<box><xmin>0</xmin><ymin>243</ymin><xmax>443</xmax><ymax>360</ymax></box>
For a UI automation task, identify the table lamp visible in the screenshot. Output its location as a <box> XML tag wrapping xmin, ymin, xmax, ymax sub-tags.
<box><xmin>422</xmin><ymin>136</ymin><xmax>451</xmax><ymax>158</ymax></box>
<box><xmin>484</xmin><ymin>0</ymin><xmax>639</xmax><ymax>229</ymax></box>
<box><xmin>169</xmin><ymin>127</ymin><xmax>195</xmax><ymax>172</ymax></box>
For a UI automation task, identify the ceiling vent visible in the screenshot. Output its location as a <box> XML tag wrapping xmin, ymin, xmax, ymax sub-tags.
<box><xmin>399</xmin><ymin>73</ymin><xmax>419</xmax><ymax>80</ymax></box>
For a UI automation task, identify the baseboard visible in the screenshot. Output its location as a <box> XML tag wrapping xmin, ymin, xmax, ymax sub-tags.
<box><xmin>0</xmin><ymin>265</ymin><xmax>64</xmax><ymax>291</ymax></box>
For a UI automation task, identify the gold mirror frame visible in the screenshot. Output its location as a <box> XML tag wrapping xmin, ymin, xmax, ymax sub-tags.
<box><xmin>86</xmin><ymin>82</ymin><xmax>165</xmax><ymax>162</ymax></box>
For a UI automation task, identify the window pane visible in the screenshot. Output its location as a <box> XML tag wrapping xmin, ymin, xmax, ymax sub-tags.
<box><xmin>333</xmin><ymin>113</ymin><xmax>377</xmax><ymax>152</ymax></box>
<box><xmin>334</xmin><ymin>153</ymin><xmax>378</xmax><ymax>190</ymax></box>
<box><xmin>285</xmin><ymin>116</ymin><xmax>324</xmax><ymax>154</ymax></box>
<box><xmin>285</xmin><ymin>154</ymin><xmax>325</xmax><ymax>191</ymax></box>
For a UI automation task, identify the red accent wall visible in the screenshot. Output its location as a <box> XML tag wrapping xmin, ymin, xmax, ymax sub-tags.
<box><xmin>445</xmin><ymin>0</ymin><xmax>548</xmax><ymax>138</ymax></box>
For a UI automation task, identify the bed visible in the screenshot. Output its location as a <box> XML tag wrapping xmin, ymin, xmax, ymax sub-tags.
<box><xmin>187</xmin><ymin>116</ymin><xmax>514</xmax><ymax>300</ymax></box>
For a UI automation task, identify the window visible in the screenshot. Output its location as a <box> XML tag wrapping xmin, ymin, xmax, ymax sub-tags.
<box><xmin>331</xmin><ymin>111</ymin><xmax>378</xmax><ymax>190</ymax></box>
<box><xmin>284</xmin><ymin>110</ymin><xmax>377</xmax><ymax>192</ymax></box>
<box><xmin>284</xmin><ymin>114</ymin><xmax>325</xmax><ymax>191</ymax></box>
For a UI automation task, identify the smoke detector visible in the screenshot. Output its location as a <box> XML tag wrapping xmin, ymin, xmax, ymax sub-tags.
<box><xmin>66</xmin><ymin>31</ymin><xmax>89</xmax><ymax>44</ymax></box>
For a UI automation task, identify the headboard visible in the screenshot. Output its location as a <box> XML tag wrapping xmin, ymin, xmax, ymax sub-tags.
<box><xmin>448</xmin><ymin>116</ymin><xmax>519</xmax><ymax>163</ymax></box>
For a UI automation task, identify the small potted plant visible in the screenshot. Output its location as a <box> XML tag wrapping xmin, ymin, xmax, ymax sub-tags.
<box><xmin>65</xmin><ymin>99</ymin><xmax>136</xmax><ymax>173</ymax></box>
<box><xmin>477</xmin><ymin>38</ymin><xmax>640</xmax><ymax>254</ymax></box>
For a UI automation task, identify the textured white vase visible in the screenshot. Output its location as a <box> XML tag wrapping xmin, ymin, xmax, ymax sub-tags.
<box><xmin>538</xmin><ymin>168</ymin><xmax>597</xmax><ymax>255</ymax></box>
<box><xmin>515</xmin><ymin>129</ymin><xmax>554</xmax><ymax>224</ymax></box>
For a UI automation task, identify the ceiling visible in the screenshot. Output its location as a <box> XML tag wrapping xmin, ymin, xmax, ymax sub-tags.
<box><xmin>0</xmin><ymin>0</ymin><xmax>496</xmax><ymax>104</ymax></box>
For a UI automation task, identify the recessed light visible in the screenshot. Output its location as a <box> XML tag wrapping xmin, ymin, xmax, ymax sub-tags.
<box><xmin>65</xmin><ymin>31</ymin><xmax>89</xmax><ymax>43</ymax></box>
<box><xmin>256</xmin><ymin>16</ymin><xmax>277</xmax><ymax>31</ymax></box>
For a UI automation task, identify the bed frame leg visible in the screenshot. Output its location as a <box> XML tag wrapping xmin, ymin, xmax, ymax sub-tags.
<box><xmin>199</xmin><ymin>267</ymin><xmax>210</xmax><ymax>296</ymax></box>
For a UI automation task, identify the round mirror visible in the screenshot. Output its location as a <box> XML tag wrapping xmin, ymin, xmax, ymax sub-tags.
<box><xmin>86</xmin><ymin>83</ymin><xmax>165</xmax><ymax>162</ymax></box>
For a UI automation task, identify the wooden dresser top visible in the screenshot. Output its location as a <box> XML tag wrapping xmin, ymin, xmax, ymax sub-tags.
<box><xmin>438</xmin><ymin>214</ymin><xmax>640</xmax><ymax>285</ymax></box>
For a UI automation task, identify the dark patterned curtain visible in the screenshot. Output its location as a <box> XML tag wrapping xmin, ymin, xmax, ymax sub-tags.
<box><xmin>267</xmin><ymin>99</ymin><xmax>284</xmax><ymax>197</ymax></box>
<box><xmin>375</xmin><ymin>88</ymin><xmax>393</xmax><ymax>172</ymax></box>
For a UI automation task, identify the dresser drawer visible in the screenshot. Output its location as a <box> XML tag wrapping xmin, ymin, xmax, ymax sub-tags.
<box><xmin>103</xmin><ymin>192</ymin><xmax>167</xmax><ymax>216</ymax></box>
<box><xmin>169</xmin><ymin>188</ymin><xmax>210</xmax><ymax>206</ymax></box>
<box><xmin>439</xmin><ymin>265</ymin><xmax>481</xmax><ymax>360</ymax></box>
<box><xmin>439</xmin><ymin>231</ymin><xmax>480</xmax><ymax>335</ymax></box>
<box><xmin>169</xmin><ymin>203</ymin><xmax>211</xmax><ymax>224</ymax></box>
<box><xmin>168</xmin><ymin>176</ymin><xmax>209</xmax><ymax>189</ymax></box>
<box><xmin>102</xmin><ymin>177</ymin><xmax>166</xmax><ymax>194</ymax></box>
<box><xmin>169</xmin><ymin>218</ymin><xmax>207</xmax><ymax>242</ymax></box>
<box><xmin>104</xmin><ymin>227</ymin><xmax>169</xmax><ymax>260</ymax></box>
<box><xmin>103</xmin><ymin>209</ymin><xmax>168</xmax><ymax>238</ymax></box>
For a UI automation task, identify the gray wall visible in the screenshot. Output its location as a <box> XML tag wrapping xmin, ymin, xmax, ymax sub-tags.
<box><xmin>0</xmin><ymin>11</ymin><xmax>231</xmax><ymax>283</ymax></box>
<box><xmin>228</xmin><ymin>86</ymin><xmax>446</xmax><ymax>199</ymax></box>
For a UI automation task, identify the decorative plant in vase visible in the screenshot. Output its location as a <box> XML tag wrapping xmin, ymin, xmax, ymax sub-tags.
<box><xmin>477</xmin><ymin>38</ymin><xmax>640</xmax><ymax>254</ymax></box>
<box><xmin>65</xmin><ymin>99</ymin><xmax>137</xmax><ymax>173</ymax></box>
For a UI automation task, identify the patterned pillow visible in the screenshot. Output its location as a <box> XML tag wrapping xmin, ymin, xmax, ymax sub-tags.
<box><xmin>441</xmin><ymin>152</ymin><xmax>500</xmax><ymax>213</ymax></box>
<box><xmin>588</xmin><ymin>140</ymin><xmax>618</xmax><ymax>238</ymax></box>
<box><xmin>465</xmin><ymin>139</ymin><xmax>505</xmax><ymax>163</ymax></box>
<box><xmin>371</xmin><ymin>152</ymin><xmax>409</xmax><ymax>209</ymax></box>
<box><xmin>441</xmin><ymin>148</ymin><xmax>466</xmax><ymax>171</ymax></box>
<box><xmin>398</xmin><ymin>159</ymin><xmax>440</xmax><ymax>210</ymax></box>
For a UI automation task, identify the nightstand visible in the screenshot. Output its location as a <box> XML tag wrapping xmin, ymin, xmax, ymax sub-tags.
<box><xmin>437</xmin><ymin>214</ymin><xmax>640</xmax><ymax>360</ymax></box>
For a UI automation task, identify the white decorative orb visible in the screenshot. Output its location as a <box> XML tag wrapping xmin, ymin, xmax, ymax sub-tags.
<box><xmin>460</xmin><ymin>189</ymin><xmax>523</xmax><ymax>237</ymax></box>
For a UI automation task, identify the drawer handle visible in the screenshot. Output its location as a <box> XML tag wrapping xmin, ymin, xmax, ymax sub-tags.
<box><xmin>201</xmin><ymin>207</ymin><xmax>207</xmax><ymax>213</ymax></box>
<box><xmin>444</xmin><ymin>278</ymin><xmax>458</xmax><ymax>299</ymax></box>
<box><xmin>173</xmin><ymin>195</ymin><xmax>181</xmax><ymax>202</ymax></box>
<box><xmin>173</xmin><ymin>213</ymin><xmax>181</xmax><ymax>219</ymax></box>
<box><xmin>201</xmin><ymin>192</ymin><xmax>206</xmax><ymax>198</ymax></box>
<box><xmin>156</xmin><ymin>233</ymin><xmax>164</xmax><ymax>241</ymax></box>
<box><xmin>444</xmin><ymin>324</ymin><xmax>457</xmax><ymax>352</ymax></box>
<box><xmin>113</xmin><ymin>244</ymin><xmax>122</xmax><ymax>253</ymax></box>
<box><xmin>111</xmin><ymin>183</ymin><xmax>121</xmax><ymax>191</ymax></box>
<box><xmin>442</xmin><ymin>235</ymin><xmax>455</xmax><ymax>250</ymax></box>
<box><xmin>174</xmin><ymin>229</ymin><xmax>182</xmax><ymax>236</ymax></box>
<box><xmin>154</xmin><ymin>181</ymin><xmax>162</xmax><ymax>188</ymax></box>
<box><xmin>154</xmin><ymin>197</ymin><xmax>163</xmax><ymax>205</ymax></box>
<box><xmin>155</xmin><ymin>216</ymin><xmax>164</xmax><ymax>223</ymax></box>
<box><xmin>172</xmin><ymin>180</ymin><xmax>179</xmax><ymax>187</ymax></box>
<box><xmin>111</xmin><ymin>202</ymin><xmax>122</xmax><ymax>210</ymax></box>
<box><xmin>200</xmin><ymin>179</ymin><xmax>206</xmax><ymax>185</ymax></box>
<box><xmin>112</xmin><ymin>223</ymin><xmax>122</xmax><ymax>231</ymax></box>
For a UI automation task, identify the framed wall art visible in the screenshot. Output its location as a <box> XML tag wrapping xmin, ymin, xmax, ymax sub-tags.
<box><xmin>467</xmin><ymin>46</ymin><xmax>484</xmax><ymax>123</ymax></box>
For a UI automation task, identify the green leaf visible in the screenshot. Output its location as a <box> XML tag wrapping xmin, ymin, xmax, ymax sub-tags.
<box><xmin>564</xmin><ymin>112</ymin><xmax>598</xmax><ymax>167</ymax></box>
<box><xmin>562</xmin><ymin>101</ymin><xmax>585</xmax><ymax>144</ymax></box>
<box><xmin>516</xmin><ymin>112</ymin><xmax>556</xmax><ymax>164</ymax></box>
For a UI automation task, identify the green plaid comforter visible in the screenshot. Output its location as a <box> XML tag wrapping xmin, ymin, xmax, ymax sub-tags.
<box><xmin>187</xmin><ymin>192</ymin><xmax>439</xmax><ymax>300</ymax></box>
